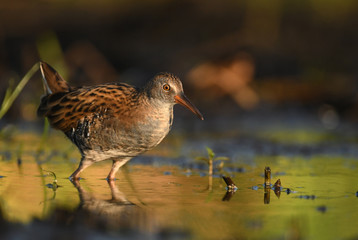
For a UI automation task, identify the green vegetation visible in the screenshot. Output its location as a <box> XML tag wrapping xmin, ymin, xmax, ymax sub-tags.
<box><xmin>196</xmin><ymin>147</ymin><xmax>229</xmax><ymax>176</ymax></box>
<box><xmin>43</xmin><ymin>169</ymin><xmax>59</xmax><ymax>190</ymax></box>
<box><xmin>0</xmin><ymin>63</ymin><xmax>39</xmax><ymax>120</ymax></box>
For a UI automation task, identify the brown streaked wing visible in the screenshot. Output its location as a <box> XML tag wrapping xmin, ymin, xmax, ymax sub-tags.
<box><xmin>42</xmin><ymin>83</ymin><xmax>138</xmax><ymax>132</ymax></box>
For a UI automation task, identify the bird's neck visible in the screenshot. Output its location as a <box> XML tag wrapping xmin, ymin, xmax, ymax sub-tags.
<box><xmin>138</xmin><ymin>90</ymin><xmax>168</xmax><ymax>109</ymax></box>
<box><xmin>138</xmin><ymin>92</ymin><xmax>173</xmax><ymax>123</ymax></box>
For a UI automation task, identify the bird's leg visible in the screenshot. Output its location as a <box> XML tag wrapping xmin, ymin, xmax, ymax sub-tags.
<box><xmin>107</xmin><ymin>157</ymin><xmax>131</xmax><ymax>181</ymax></box>
<box><xmin>70</xmin><ymin>157</ymin><xmax>94</xmax><ymax>180</ymax></box>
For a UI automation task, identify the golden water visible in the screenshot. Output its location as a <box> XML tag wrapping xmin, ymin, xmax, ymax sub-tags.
<box><xmin>1</xmin><ymin>131</ymin><xmax>358</xmax><ymax>239</ymax></box>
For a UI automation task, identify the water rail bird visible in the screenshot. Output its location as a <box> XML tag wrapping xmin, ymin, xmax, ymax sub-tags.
<box><xmin>37</xmin><ymin>62</ymin><xmax>203</xmax><ymax>180</ymax></box>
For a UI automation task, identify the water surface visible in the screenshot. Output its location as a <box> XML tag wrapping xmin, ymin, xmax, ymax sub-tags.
<box><xmin>1</xmin><ymin>116</ymin><xmax>358</xmax><ymax>239</ymax></box>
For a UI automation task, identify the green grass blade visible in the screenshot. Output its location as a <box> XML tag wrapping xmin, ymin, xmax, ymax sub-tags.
<box><xmin>1</xmin><ymin>79</ymin><xmax>14</xmax><ymax>109</ymax></box>
<box><xmin>0</xmin><ymin>63</ymin><xmax>40</xmax><ymax>120</ymax></box>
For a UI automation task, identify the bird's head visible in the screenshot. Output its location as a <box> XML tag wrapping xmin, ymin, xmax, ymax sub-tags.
<box><xmin>145</xmin><ymin>72</ymin><xmax>204</xmax><ymax>120</ymax></box>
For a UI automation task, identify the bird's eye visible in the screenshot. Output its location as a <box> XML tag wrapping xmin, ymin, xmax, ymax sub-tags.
<box><xmin>162</xmin><ymin>84</ymin><xmax>171</xmax><ymax>91</ymax></box>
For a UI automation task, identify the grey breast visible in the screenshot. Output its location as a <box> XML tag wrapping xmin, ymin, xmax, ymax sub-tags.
<box><xmin>77</xmin><ymin>104</ymin><xmax>173</xmax><ymax>158</ymax></box>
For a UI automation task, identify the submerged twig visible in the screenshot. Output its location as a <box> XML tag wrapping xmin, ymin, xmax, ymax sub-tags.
<box><xmin>222</xmin><ymin>191</ymin><xmax>235</xmax><ymax>201</ymax></box>
<box><xmin>222</xmin><ymin>176</ymin><xmax>237</xmax><ymax>201</ymax></box>
<box><xmin>264</xmin><ymin>166</ymin><xmax>271</xmax><ymax>204</ymax></box>
<box><xmin>264</xmin><ymin>187</ymin><xmax>270</xmax><ymax>204</ymax></box>
<box><xmin>264</xmin><ymin>166</ymin><xmax>271</xmax><ymax>187</ymax></box>
<box><xmin>222</xmin><ymin>176</ymin><xmax>237</xmax><ymax>190</ymax></box>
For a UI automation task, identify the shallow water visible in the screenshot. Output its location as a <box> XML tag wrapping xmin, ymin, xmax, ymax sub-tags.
<box><xmin>1</xmin><ymin>112</ymin><xmax>358</xmax><ymax>239</ymax></box>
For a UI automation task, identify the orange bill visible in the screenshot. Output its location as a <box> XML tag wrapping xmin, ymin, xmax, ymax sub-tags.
<box><xmin>174</xmin><ymin>94</ymin><xmax>204</xmax><ymax>120</ymax></box>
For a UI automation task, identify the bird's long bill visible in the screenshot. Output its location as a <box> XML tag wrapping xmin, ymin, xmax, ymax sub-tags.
<box><xmin>174</xmin><ymin>94</ymin><xmax>204</xmax><ymax>120</ymax></box>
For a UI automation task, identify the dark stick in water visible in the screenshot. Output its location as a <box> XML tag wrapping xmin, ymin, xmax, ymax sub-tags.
<box><xmin>222</xmin><ymin>176</ymin><xmax>237</xmax><ymax>201</ymax></box>
<box><xmin>222</xmin><ymin>176</ymin><xmax>237</xmax><ymax>189</ymax></box>
<box><xmin>264</xmin><ymin>166</ymin><xmax>271</xmax><ymax>187</ymax></box>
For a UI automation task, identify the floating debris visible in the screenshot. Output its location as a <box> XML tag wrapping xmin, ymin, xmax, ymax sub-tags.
<box><xmin>262</xmin><ymin>167</ymin><xmax>286</xmax><ymax>202</ymax></box>
<box><xmin>252</xmin><ymin>186</ymin><xmax>259</xmax><ymax>191</ymax></box>
<box><xmin>163</xmin><ymin>171</ymin><xmax>172</xmax><ymax>175</ymax></box>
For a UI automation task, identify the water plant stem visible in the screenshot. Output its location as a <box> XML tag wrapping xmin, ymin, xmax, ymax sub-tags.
<box><xmin>37</xmin><ymin>118</ymin><xmax>50</xmax><ymax>153</ymax></box>
<box><xmin>209</xmin><ymin>159</ymin><xmax>213</xmax><ymax>176</ymax></box>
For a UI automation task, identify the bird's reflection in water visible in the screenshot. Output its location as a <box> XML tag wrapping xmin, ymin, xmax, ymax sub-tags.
<box><xmin>0</xmin><ymin>180</ymin><xmax>160</xmax><ymax>239</ymax></box>
<box><xmin>70</xmin><ymin>179</ymin><xmax>153</xmax><ymax>232</ymax></box>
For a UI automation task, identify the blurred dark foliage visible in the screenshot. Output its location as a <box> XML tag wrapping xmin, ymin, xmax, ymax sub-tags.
<box><xmin>1</xmin><ymin>0</ymin><xmax>358</xmax><ymax>123</ymax></box>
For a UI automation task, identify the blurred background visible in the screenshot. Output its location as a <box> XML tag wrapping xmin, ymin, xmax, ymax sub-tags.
<box><xmin>1</xmin><ymin>0</ymin><xmax>358</xmax><ymax>129</ymax></box>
